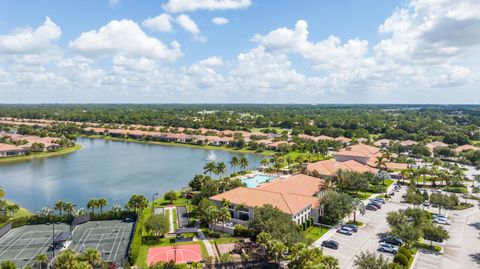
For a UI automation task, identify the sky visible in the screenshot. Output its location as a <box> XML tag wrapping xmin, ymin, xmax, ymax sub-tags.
<box><xmin>0</xmin><ymin>0</ymin><xmax>479</xmax><ymax>104</ymax></box>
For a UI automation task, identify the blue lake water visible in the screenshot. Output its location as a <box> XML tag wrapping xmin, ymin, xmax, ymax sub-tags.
<box><xmin>0</xmin><ymin>137</ymin><xmax>264</xmax><ymax>212</ymax></box>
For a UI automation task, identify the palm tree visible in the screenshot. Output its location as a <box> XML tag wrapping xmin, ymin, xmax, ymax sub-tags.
<box><xmin>54</xmin><ymin>200</ymin><xmax>66</xmax><ymax>215</ymax></box>
<box><xmin>352</xmin><ymin>198</ymin><xmax>365</xmax><ymax>224</ymax></box>
<box><xmin>218</xmin><ymin>207</ymin><xmax>231</xmax><ymax>232</ymax></box>
<box><xmin>239</xmin><ymin>157</ymin><xmax>249</xmax><ymax>171</ymax></box>
<box><xmin>216</xmin><ymin>162</ymin><xmax>227</xmax><ymax>177</ymax></box>
<box><xmin>229</xmin><ymin>157</ymin><xmax>239</xmax><ymax>173</ymax></box>
<box><xmin>97</xmin><ymin>198</ymin><xmax>107</xmax><ymax>214</ymax></box>
<box><xmin>63</xmin><ymin>202</ymin><xmax>75</xmax><ymax>216</ymax></box>
<box><xmin>35</xmin><ymin>253</ymin><xmax>49</xmax><ymax>269</ymax></box>
<box><xmin>203</xmin><ymin>162</ymin><xmax>217</xmax><ymax>176</ymax></box>
<box><xmin>78</xmin><ymin>248</ymin><xmax>101</xmax><ymax>267</ymax></box>
<box><xmin>375</xmin><ymin>156</ymin><xmax>387</xmax><ymax>171</ymax></box>
<box><xmin>260</xmin><ymin>158</ymin><xmax>270</xmax><ymax>167</ymax></box>
<box><xmin>400</xmin><ymin>169</ymin><xmax>410</xmax><ymax>184</ymax></box>
<box><xmin>111</xmin><ymin>204</ymin><xmax>122</xmax><ymax>215</ymax></box>
<box><xmin>87</xmin><ymin>198</ymin><xmax>98</xmax><ymax>214</ymax></box>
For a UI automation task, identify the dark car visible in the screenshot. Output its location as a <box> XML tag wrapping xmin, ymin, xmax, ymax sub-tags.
<box><xmin>342</xmin><ymin>224</ymin><xmax>358</xmax><ymax>232</ymax></box>
<box><xmin>321</xmin><ymin>240</ymin><xmax>339</xmax><ymax>249</ymax></box>
<box><xmin>379</xmin><ymin>236</ymin><xmax>403</xmax><ymax>246</ymax></box>
<box><xmin>366</xmin><ymin>204</ymin><xmax>378</xmax><ymax>211</ymax></box>
<box><xmin>371</xmin><ymin>198</ymin><xmax>386</xmax><ymax>204</ymax></box>
<box><xmin>370</xmin><ymin>202</ymin><xmax>382</xmax><ymax>209</ymax></box>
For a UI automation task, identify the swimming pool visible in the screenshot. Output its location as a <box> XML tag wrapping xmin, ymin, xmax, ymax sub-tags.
<box><xmin>243</xmin><ymin>174</ymin><xmax>276</xmax><ymax>188</ymax></box>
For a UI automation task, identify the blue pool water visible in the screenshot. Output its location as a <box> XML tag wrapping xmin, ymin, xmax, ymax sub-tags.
<box><xmin>243</xmin><ymin>174</ymin><xmax>276</xmax><ymax>188</ymax></box>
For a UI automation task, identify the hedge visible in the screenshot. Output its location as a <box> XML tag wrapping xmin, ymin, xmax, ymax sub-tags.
<box><xmin>393</xmin><ymin>253</ymin><xmax>409</xmax><ymax>267</ymax></box>
<box><xmin>128</xmin><ymin>208</ymin><xmax>148</xmax><ymax>264</ymax></box>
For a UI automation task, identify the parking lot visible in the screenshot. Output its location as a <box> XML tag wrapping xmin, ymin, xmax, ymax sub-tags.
<box><xmin>315</xmin><ymin>185</ymin><xmax>480</xmax><ymax>269</ymax></box>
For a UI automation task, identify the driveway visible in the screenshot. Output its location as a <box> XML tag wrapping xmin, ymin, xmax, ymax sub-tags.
<box><xmin>314</xmin><ymin>187</ymin><xmax>409</xmax><ymax>268</ymax></box>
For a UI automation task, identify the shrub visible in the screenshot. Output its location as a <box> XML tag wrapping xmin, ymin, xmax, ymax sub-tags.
<box><xmin>393</xmin><ymin>253</ymin><xmax>409</xmax><ymax>267</ymax></box>
<box><xmin>398</xmin><ymin>246</ymin><xmax>412</xmax><ymax>260</ymax></box>
<box><xmin>443</xmin><ymin>187</ymin><xmax>468</xmax><ymax>194</ymax></box>
<box><xmin>129</xmin><ymin>208</ymin><xmax>147</xmax><ymax>264</ymax></box>
<box><xmin>234</xmin><ymin>224</ymin><xmax>250</xmax><ymax>237</ymax></box>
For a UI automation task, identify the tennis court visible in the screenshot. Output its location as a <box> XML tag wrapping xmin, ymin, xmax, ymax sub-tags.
<box><xmin>147</xmin><ymin>244</ymin><xmax>202</xmax><ymax>265</ymax></box>
<box><xmin>70</xmin><ymin>220</ymin><xmax>134</xmax><ymax>264</ymax></box>
<box><xmin>0</xmin><ymin>223</ymin><xmax>70</xmax><ymax>268</ymax></box>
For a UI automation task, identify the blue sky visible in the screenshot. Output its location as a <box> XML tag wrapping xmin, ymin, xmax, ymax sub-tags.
<box><xmin>0</xmin><ymin>0</ymin><xmax>479</xmax><ymax>103</ymax></box>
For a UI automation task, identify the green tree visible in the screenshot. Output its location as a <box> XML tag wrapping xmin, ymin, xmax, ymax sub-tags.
<box><xmin>288</xmin><ymin>243</ymin><xmax>339</xmax><ymax>269</ymax></box>
<box><xmin>97</xmin><ymin>198</ymin><xmax>107</xmax><ymax>214</ymax></box>
<box><xmin>239</xmin><ymin>157</ymin><xmax>249</xmax><ymax>171</ymax></box>
<box><xmin>6</xmin><ymin>204</ymin><xmax>19</xmax><ymax>217</ymax></box>
<box><xmin>216</xmin><ymin>162</ymin><xmax>227</xmax><ymax>177</ymax></box>
<box><xmin>0</xmin><ymin>260</ymin><xmax>17</xmax><ymax>269</ymax></box>
<box><xmin>353</xmin><ymin>250</ymin><xmax>389</xmax><ymax>269</ymax></box>
<box><xmin>229</xmin><ymin>157</ymin><xmax>239</xmax><ymax>173</ymax></box>
<box><xmin>203</xmin><ymin>162</ymin><xmax>217</xmax><ymax>176</ymax></box>
<box><xmin>54</xmin><ymin>200</ymin><xmax>66</xmax><ymax>215</ymax></box>
<box><xmin>78</xmin><ymin>248</ymin><xmax>101</xmax><ymax>267</ymax></box>
<box><xmin>54</xmin><ymin>249</ymin><xmax>78</xmax><ymax>269</ymax></box>
<box><xmin>423</xmin><ymin>223</ymin><xmax>449</xmax><ymax>246</ymax></box>
<box><xmin>217</xmin><ymin>207</ymin><xmax>231</xmax><ymax>232</ymax></box>
<box><xmin>321</xmin><ymin>191</ymin><xmax>354</xmax><ymax>224</ymax></box>
<box><xmin>249</xmin><ymin>205</ymin><xmax>304</xmax><ymax>245</ymax></box>
<box><xmin>87</xmin><ymin>198</ymin><xmax>98</xmax><ymax>214</ymax></box>
<box><xmin>63</xmin><ymin>202</ymin><xmax>75</xmax><ymax>216</ymax></box>
<box><xmin>391</xmin><ymin>223</ymin><xmax>423</xmax><ymax>248</ymax></box>
<box><xmin>126</xmin><ymin>194</ymin><xmax>148</xmax><ymax>212</ymax></box>
<box><xmin>163</xmin><ymin>191</ymin><xmax>178</xmax><ymax>205</ymax></box>
<box><xmin>352</xmin><ymin>198</ymin><xmax>365</xmax><ymax>223</ymax></box>
<box><xmin>144</xmin><ymin>214</ymin><xmax>170</xmax><ymax>237</ymax></box>
<box><xmin>35</xmin><ymin>254</ymin><xmax>49</xmax><ymax>269</ymax></box>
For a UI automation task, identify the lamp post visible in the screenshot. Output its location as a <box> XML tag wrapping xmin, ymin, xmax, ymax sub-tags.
<box><xmin>152</xmin><ymin>193</ymin><xmax>159</xmax><ymax>211</ymax></box>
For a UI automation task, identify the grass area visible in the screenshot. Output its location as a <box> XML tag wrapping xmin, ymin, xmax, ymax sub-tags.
<box><xmin>250</xmin><ymin>127</ymin><xmax>290</xmax><ymax>134</ymax></box>
<box><xmin>414</xmin><ymin>241</ymin><xmax>442</xmax><ymax>252</ymax></box>
<box><xmin>346</xmin><ymin>220</ymin><xmax>364</xmax><ymax>226</ymax></box>
<box><xmin>347</xmin><ymin>191</ymin><xmax>374</xmax><ymax>200</ymax></box>
<box><xmin>154</xmin><ymin>196</ymin><xmax>195</xmax><ymax>214</ymax></box>
<box><xmin>0</xmin><ymin>144</ymin><xmax>81</xmax><ymax>164</ymax></box>
<box><xmin>84</xmin><ymin>135</ymin><xmax>275</xmax><ymax>156</ymax></box>
<box><xmin>451</xmin><ymin>202</ymin><xmax>474</xmax><ymax>210</ymax></box>
<box><xmin>304</xmin><ymin>226</ymin><xmax>329</xmax><ymax>242</ymax></box>
<box><xmin>209</xmin><ymin>237</ymin><xmax>240</xmax><ymax>245</ymax></box>
<box><xmin>6</xmin><ymin>201</ymin><xmax>32</xmax><ymax>218</ymax></box>
<box><xmin>384</xmin><ymin>179</ymin><xmax>394</xmax><ymax>188</ymax></box>
<box><xmin>283</xmin><ymin>151</ymin><xmax>330</xmax><ymax>162</ymax></box>
<box><xmin>172</xmin><ymin>208</ymin><xmax>178</xmax><ymax>231</ymax></box>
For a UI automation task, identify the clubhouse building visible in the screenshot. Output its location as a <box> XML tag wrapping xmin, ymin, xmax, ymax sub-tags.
<box><xmin>209</xmin><ymin>174</ymin><xmax>324</xmax><ymax>225</ymax></box>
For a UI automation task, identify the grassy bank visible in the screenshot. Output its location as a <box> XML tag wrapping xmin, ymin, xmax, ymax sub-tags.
<box><xmin>83</xmin><ymin>135</ymin><xmax>276</xmax><ymax>156</ymax></box>
<box><xmin>0</xmin><ymin>144</ymin><xmax>82</xmax><ymax>164</ymax></box>
<box><xmin>6</xmin><ymin>200</ymin><xmax>32</xmax><ymax>218</ymax></box>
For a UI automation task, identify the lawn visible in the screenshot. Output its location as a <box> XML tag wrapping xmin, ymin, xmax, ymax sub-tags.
<box><xmin>283</xmin><ymin>151</ymin><xmax>329</xmax><ymax>161</ymax></box>
<box><xmin>209</xmin><ymin>237</ymin><xmax>240</xmax><ymax>245</ymax></box>
<box><xmin>172</xmin><ymin>208</ymin><xmax>178</xmax><ymax>231</ymax></box>
<box><xmin>304</xmin><ymin>226</ymin><xmax>329</xmax><ymax>242</ymax></box>
<box><xmin>6</xmin><ymin>201</ymin><xmax>32</xmax><ymax>218</ymax></box>
<box><xmin>0</xmin><ymin>144</ymin><xmax>81</xmax><ymax>164</ymax></box>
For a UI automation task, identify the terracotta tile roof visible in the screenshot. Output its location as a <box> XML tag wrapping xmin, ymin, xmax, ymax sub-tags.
<box><xmin>385</xmin><ymin>162</ymin><xmax>409</xmax><ymax>170</ymax></box>
<box><xmin>454</xmin><ymin>145</ymin><xmax>479</xmax><ymax>153</ymax></box>
<box><xmin>257</xmin><ymin>174</ymin><xmax>324</xmax><ymax>197</ymax></box>
<box><xmin>307</xmin><ymin>159</ymin><xmax>377</xmax><ymax>176</ymax></box>
<box><xmin>335</xmin><ymin>136</ymin><xmax>351</xmax><ymax>143</ymax></box>
<box><xmin>0</xmin><ymin>143</ymin><xmax>25</xmax><ymax>152</ymax></box>
<box><xmin>399</xmin><ymin>140</ymin><xmax>417</xmax><ymax>146</ymax></box>
<box><xmin>337</xmin><ymin>144</ymin><xmax>380</xmax><ymax>158</ymax></box>
<box><xmin>426</xmin><ymin>141</ymin><xmax>449</xmax><ymax>150</ymax></box>
<box><xmin>298</xmin><ymin>134</ymin><xmax>334</xmax><ymax>141</ymax></box>
<box><xmin>210</xmin><ymin>187</ymin><xmax>318</xmax><ymax>215</ymax></box>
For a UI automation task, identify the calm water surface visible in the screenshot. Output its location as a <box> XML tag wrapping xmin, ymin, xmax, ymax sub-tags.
<box><xmin>0</xmin><ymin>138</ymin><xmax>264</xmax><ymax>212</ymax></box>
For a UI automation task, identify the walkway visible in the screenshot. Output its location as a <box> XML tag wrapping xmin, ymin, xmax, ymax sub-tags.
<box><xmin>195</xmin><ymin>220</ymin><xmax>215</xmax><ymax>257</ymax></box>
<box><xmin>166</xmin><ymin>206</ymin><xmax>175</xmax><ymax>234</ymax></box>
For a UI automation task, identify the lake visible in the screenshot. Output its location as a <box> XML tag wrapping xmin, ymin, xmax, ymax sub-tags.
<box><xmin>0</xmin><ymin>137</ymin><xmax>265</xmax><ymax>212</ymax></box>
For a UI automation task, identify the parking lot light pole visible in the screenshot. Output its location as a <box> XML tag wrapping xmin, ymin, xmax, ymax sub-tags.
<box><xmin>152</xmin><ymin>193</ymin><xmax>159</xmax><ymax>211</ymax></box>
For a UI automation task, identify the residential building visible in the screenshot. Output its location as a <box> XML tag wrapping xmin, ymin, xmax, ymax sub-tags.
<box><xmin>306</xmin><ymin>159</ymin><xmax>378</xmax><ymax>178</ymax></box>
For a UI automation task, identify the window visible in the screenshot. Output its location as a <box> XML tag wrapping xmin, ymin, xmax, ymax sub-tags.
<box><xmin>238</xmin><ymin>212</ymin><xmax>249</xmax><ymax>221</ymax></box>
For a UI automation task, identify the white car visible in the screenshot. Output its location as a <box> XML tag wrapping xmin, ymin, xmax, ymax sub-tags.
<box><xmin>433</xmin><ymin>217</ymin><xmax>451</xmax><ymax>225</ymax></box>
<box><xmin>378</xmin><ymin>242</ymin><xmax>399</xmax><ymax>254</ymax></box>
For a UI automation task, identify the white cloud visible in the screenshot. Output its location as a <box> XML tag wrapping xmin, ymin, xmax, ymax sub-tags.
<box><xmin>69</xmin><ymin>19</ymin><xmax>182</xmax><ymax>62</ymax></box>
<box><xmin>142</xmin><ymin>14</ymin><xmax>173</xmax><ymax>32</ymax></box>
<box><xmin>163</xmin><ymin>0</ymin><xmax>251</xmax><ymax>13</ymax></box>
<box><xmin>197</xmin><ymin>56</ymin><xmax>224</xmax><ymax>66</ymax></box>
<box><xmin>109</xmin><ymin>0</ymin><xmax>121</xmax><ymax>6</ymax></box>
<box><xmin>176</xmin><ymin>14</ymin><xmax>206</xmax><ymax>42</ymax></box>
<box><xmin>0</xmin><ymin>17</ymin><xmax>61</xmax><ymax>54</ymax></box>
<box><xmin>253</xmin><ymin>20</ymin><xmax>368</xmax><ymax>70</ymax></box>
<box><xmin>212</xmin><ymin>17</ymin><xmax>229</xmax><ymax>25</ymax></box>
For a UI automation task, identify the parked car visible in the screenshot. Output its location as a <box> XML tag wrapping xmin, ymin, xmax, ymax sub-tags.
<box><xmin>337</xmin><ymin>228</ymin><xmax>353</xmax><ymax>235</ymax></box>
<box><xmin>379</xmin><ymin>236</ymin><xmax>403</xmax><ymax>246</ymax></box>
<box><xmin>366</xmin><ymin>204</ymin><xmax>378</xmax><ymax>211</ymax></box>
<box><xmin>321</xmin><ymin>240</ymin><xmax>339</xmax><ymax>249</ymax></box>
<box><xmin>342</xmin><ymin>224</ymin><xmax>358</xmax><ymax>232</ymax></box>
<box><xmin>423</xmin><ymin>201</ymin><xmax>430</xmax><ymax>207</ymax></box>
<box><xmin>378</xmin><ymin>242</ymin><xmax>399</xmax><ymax>254</ymax></box>
<box><xmin>371</xmin><ymin>198</ymin><xmax>386</xmax><ymax>204</ymax></box>
<box><xmin>370</xmin><ymin>201</ymin><xmax>382</xmax><ymax>209</ymax></box>
<box><xmin>433</xmin><ymin>217</ymin><xmax>451</xmax><ymax>225</ymax></box>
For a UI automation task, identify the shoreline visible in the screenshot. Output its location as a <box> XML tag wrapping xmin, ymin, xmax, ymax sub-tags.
<box><xmin>81</xmin><ymin>134</ymin><xmax>276</xmax><ymax>156</ymax></box>
<box><xmin>0</xmin><ymin>144</ymin><xmax>82</xmax><ymax>164</ymax></box>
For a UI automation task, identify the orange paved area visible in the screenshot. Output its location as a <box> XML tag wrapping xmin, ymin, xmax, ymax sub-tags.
<box><xmin>147</xmin><ymin>244</ymin><xmax>202</xmax><ymax>265</ymax></box>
